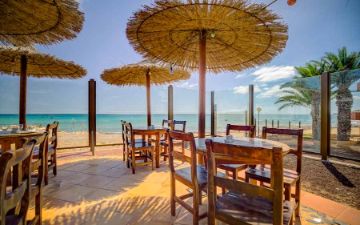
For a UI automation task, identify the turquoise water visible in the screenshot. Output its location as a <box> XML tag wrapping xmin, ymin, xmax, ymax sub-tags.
<box><xmin>0</xmin><ymin>114</ymin><xmax>313</xmax><ymax>133</ymax></box>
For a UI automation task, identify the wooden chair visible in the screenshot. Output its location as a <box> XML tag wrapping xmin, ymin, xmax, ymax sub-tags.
<box><xmin>30</xmin><ymin>132</ymin><xmax>48</xmax><ymax>225</ymax></box>
<box><xmin>168</xmin><ymin>131</ymin><xmax>207</xmax><ymax>225</ymax></box>
<box><xmin>121</xmin><ymin>120</ymin><xmax>147</xmax><ymax>162</ymax></box>
<box><xmin>206</xmin><ymin>139</ymin><xmax>294</xmax><ymax>225</ymax></box>
<box><xmin>124</xmin><ymin>122</ymin><xmax>155</xmax><ymax>174</ymax></box>
<box><xmin>0</xmin><ymin>139</ymin><xmax>36</xmax><ymax>225</ymax></box>
<box><xmin>245</xmin><ymin>127</ymin><xmax>303</xmax><ymax>217</ymax></box>
<box><xmin>217</xmin><ymin>124</ymin><xmax>255</xmax><ymax>180</ymax></box>
<box><xmin>44</xmin><ymin>122</ymin><xmax>59</xmax><ymax>185</ymax></box>
<box><xmin>160</xmin><ymin>119</ymin><xmax>173</xmax><ymax>161</ymax></box>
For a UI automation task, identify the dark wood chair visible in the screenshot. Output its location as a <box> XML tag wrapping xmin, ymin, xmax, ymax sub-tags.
<box><xmin>44</xmin><ymin>122</ymin><xmax>59</xmax><ymax>185</ymax></box>
<box><xmin>124</xmin><ymin>122</ymin><xmax>155</xmax><ymax>174</ymax></box>
<box><xmin>0</xmin><ymin>139</ymin><xmax>36</xmax><ymax>225</ymax></box>
<box><xmin>121</xmin><ymin>120</ymin><xmax>147</xmax><ymax>162</ymax></box>
<box><xmin>30</xmin><ymin>132</ymin><xmax>48</xmax><ymax>225</ymax></box>
<box><xmin>217</xmin><ymin>124</ymin><xmax>255</xmax><ymax>180</ymax></box>
<box><xmin>160</xmin><ymin>119</ymin><xmax>174</xmax><ymax>161</ymax></box>
<box><xmin>206</xmin><ymin>139</ymin><xmax>294</xmax><ymax>225</ymax></box>
<box><xmin>168</xmin><ymin>131</ymin><xmax>207</xmax><ymax>225</ymax></box>
<box><xmin>245</xmin><ymin>127</ymin><xmax>303</xmax><ymax>217</ymax></box>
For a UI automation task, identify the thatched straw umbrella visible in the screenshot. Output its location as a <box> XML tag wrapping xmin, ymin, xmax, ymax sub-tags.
<box><xmin>0</xmin><ymin>46</ymin><xmax>87</xmax><ymax>128</ymax></box>
<box><xmin>127</xmin><ymin>0</ymin><xmax>288</xmax><ymax>138</ymax></box>
<box><xmin>0</xmin><ymin>0</ymin><xmax>84</xmax><ymax>45</ymax></box>
<box><xmin>101</xmin><ymin>61</ymin><xmax>190</xmax><ymax>126</ymax></box>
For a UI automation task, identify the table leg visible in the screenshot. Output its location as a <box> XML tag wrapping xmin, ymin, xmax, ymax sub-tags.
<box><xmin>156</xmin><ymin>133</ymin><xmax>160</xmax><ymax>168</ymax></box>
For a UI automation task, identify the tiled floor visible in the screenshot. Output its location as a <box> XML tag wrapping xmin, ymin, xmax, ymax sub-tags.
<box><xmin>27</xmin><ymin>147</ymin><xmax>360</xmax><ymax>225</ymax></box>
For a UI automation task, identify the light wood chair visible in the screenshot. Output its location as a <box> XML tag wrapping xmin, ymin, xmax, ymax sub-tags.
<box><xmin>124</xmin><ymin>122</ymin><xmax>155</xmax><ymax>174</ymax></box>
<box><xmin>168</xmin><ymin>131</ymin><xmax>207</xmax><ymax>225</ymax></box>
<box><xmin>44</xmin><ymin>122</ymin><xmax>59</xmax><ymax>185</ymax></box>
<box><xmin>0</xmin><ymin>139</ymin><xmax>36</xmax><ymax>225</ymax></box>
<box><xmin>160</xmin><ymin>119</ymin><xmax>173</xmax><ymax>161</ymax></box>
<box><xmin>245</xmin><ymin>127</ymin><xmax>303</xmax><ymax>217</ymax></box>
<box><xmin>217</xmin><ymin>124</ymin><xmax>255</xmax><ymax>180</ymax></box>
<box><xmin>30</xmin><ymin>132</ymin><xmax>48</xmax><ymax>225</ymax></box>
<box><xmin>206</xmin><ymin>139</ymin><xmax>295</xmax><ymax>225</ymax></box>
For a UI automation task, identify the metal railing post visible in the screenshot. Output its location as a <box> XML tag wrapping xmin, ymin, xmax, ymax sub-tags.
<box><xmin>320</xmin><ymin>72</ymin><xmax>330</xmax><ymax>160</ymax></box>
<box><xmin>88</xmin><ymin>79</ymin><xmax>96</xmax><ymax>154</ymax></box>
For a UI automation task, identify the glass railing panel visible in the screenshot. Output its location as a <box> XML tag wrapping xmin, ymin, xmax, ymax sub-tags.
<box><xmin>255</xmin><ymin>75</ymin><xmax>321</xmax><ymax>153</ymax></box>
<box><xmin>330</xmin><ymin>69</ymin><xmax>360</xmax><ymax>160</ymax></box>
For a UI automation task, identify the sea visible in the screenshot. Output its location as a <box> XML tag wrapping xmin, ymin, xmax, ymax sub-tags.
<box><xmin>0</xmin><ymin>114</ymin><xmax>315</xmax><ymax>133</ymax></box>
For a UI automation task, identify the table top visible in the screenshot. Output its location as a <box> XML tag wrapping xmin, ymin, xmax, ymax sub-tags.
<box><xmin>0</xmin><ymin>130</ymin><xmax>43</xmax><ymax>139</ymax></box>
<box><xmin>195</xmin><ymin>137</ymin><xmax>290</xmax><ymax>154</ymax></box>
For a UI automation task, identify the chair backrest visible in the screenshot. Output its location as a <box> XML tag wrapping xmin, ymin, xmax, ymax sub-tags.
<box><xmin>173</xmin><ymin>120</ymin><xmax>186</xmax><ymax>132</ymax></box>
<box><xmin>0</xmin><ymin>139</ymin><xmax>36</xmax><ymax>225</ymax></box>
<box><xmin>262</xmin><ymin>127</ymin><xmax>303</xmax><ymax>174</ymax></box>
<box><xmin>226</xmin><ymin>124</ymin><xmax>255</xmax><ymax>138</ymax></box>
<box><xmin>121</xmin><ymin>120</ymin><xmax>127</xmax><ymax>144</ymax></box>
<box><xmin>31</xmin><ymin>132</ymin><xmax>48</xmax><ymax>187</ymax></box>
<box><xmin>46</xmin><ymin>121</ymin><xmax>59</xmax><ymax>150</ymax></box>
<box><xmin>206</xmin><ymin>140</ymin><xmax>284</xmax><ymax>225</ymax></box>
<box><xmin>124</xmin><ymin>122</ymin><xmax>134</xmax><ymax>147</ymax></box>
<box><xmin>162</xmin><ymin>119</ymin><xmax>174</xmax><ymax>129</ymax></box>
<box><xmin>168</xmin><ymin>131</ymin><xmax>198</xmax><ymax>185</ymax></box>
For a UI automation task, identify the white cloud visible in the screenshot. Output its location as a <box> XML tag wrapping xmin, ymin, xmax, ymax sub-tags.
<box><xmin>252</xmin><ymin>66</ymin><xmax>296</xmax><ymax>83</ymax></box>
<box><xmin>233</xmin><ymin>85</ymin><xmax>261</xmax><ymax>94</ymax></box>
<box><xmin>175</xmin><ymin>81</ymin><xmax>198</xmax><ymax>90</ymax></box>
<box><xmin>257</xmin><ymin>85</ymin><xmax>292</xmax><ymax>98</ymax></box>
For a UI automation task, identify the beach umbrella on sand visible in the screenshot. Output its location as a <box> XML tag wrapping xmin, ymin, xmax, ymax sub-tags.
<box><xmin>127</xmin><ymin>0</ymin><xmax>288</xmax><ymax>138</ymax></box>
<box><xmin>0</xmin><ymin>46</ymin><xmax>87</xmax><ymax>128</ymax></box>
<box><xmin>0</xmin><ymin>0</ymin><xmax>84</xmax><ymax>45</ymax></box>
<box><xmin>101</xmin><ymin>60</ymin><xmax>190</xmax><ymax>126</ymax></box>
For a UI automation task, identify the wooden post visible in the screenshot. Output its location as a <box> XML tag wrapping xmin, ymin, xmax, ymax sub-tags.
<box><xmin>245</xmin><ymin>110</ymin><xmax>248</xmax><ymax>125</ymax></box>
<box><xmin>88</xmin><ymin>79</ymin><xmax>96</xmax><ymax>155</ymax></box>
<box><xmin>146</xmin><ymin>69</ymin><xmax>151</xmax><ymax>126</ymax></box>
<box><xmin>19</xmin><ymin>55</ymin><xmax>27</xmax><ymax>130</ymax></box>
<box><xmin>210</xmin><ymin>91</ymin><xmax>215</xmax><ymax>136</ymax></box>
<box><xmin>321</xmin><ymin>72</ymin><xmax>330</xmax><ymax>160</ymax></box>
<box><xmin>168</xmin><ymin>85</ymin><xmax>174</xmax><ymax>121</ymax></box>
<box><xmin>248</xmin><ymin>85</ymin><xmax>254</xmax><ymax>126</ymax></box>
<box><xmin>198</xmin><ymin>30</ymin><xmax>207</xmax><ymax>138</ymax></box>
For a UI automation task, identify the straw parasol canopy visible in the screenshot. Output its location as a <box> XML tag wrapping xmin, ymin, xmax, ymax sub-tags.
<box><xmin>101</xmin><ymin>60</ymin><xmax>190</xmax><ymax>126</ymax></box>
<box><xmin>127</xmin><ymin>0</ymin><xmax>288</xmax><ymax>137</ymax></box>
<box><xmin>0</xmin><ymin>46</ymin><xmax>87</xmax><ymax>128</ymax></box>
<box><xmin>0</xmin><ymin>0</ymin><xmax>84</xmax><ymax>46</ymax></box>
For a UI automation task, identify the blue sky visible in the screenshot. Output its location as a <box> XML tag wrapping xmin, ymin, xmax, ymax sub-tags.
<box><xmin>0</xmin><ymin>0</ymin><xmax>359</xmax><ymax>115</ymax></box>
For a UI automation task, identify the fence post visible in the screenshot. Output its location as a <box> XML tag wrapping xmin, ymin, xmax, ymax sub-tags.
<box><xmin>168</xmin><ymin>85</ymin><xmax>174</xmax><ymax>121</ymax></box>
<box><xmin>321</xmin><ymin>72</ymin><xmax>330</xmax><ymax>160</ymax></box>
<box><xmin>88</xmin><ymin>79</ymin><xmax>96</xmax><ymax>154</ymax></box>
<box><xmin>249</xmin><ymin>85</ymin><xmax>254</xmax><ymax>126</ymax></box>
<box><xmin>211</xmin><ymin>91</ymin><xmax>216</xmax><ymax>136</ymax></box>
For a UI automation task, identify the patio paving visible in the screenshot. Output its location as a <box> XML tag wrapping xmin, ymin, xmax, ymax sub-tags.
<box><xmin>27</xmin><ymin>146</ymin><xmax>360</xmax><ymax>225</ymax></box>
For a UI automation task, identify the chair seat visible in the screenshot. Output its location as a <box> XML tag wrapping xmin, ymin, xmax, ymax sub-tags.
<box><xmin>216</xmin><ymin>192</ymin><xmax>294</xmax><ymax>225</ymax></box>
<box><xmin>175</xmin><ymin>165</ymin><xmax>208</xmax><ymax>188</ymax></box>
<box><xmin>130</xmin><ymin>141</ymin><xmax>153</xmax><ymax>149</ymax></box>
<box><xmin>5</xmin><ymin>214</ymin><xmax>23</xmax><ymax>225</ymax></box>
<box><xmin>246</xmin><ymin>166</ymin><xmax>299</xmax><ymax>186</ymax></box>
<box><xmin>217</xmin><ymin>164</ymin><xmax>247</xmax><ymax>171</ymax></box>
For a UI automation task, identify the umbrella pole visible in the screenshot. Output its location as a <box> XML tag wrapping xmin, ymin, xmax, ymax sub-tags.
<box><xmin>19</xmin><ymin>55</ymin><xmax>27</xmax><ymax>130</ymax></box>
<box><xmin>146</xmin><ymin>69</ymin><xmax>151</xmax><ymax>126</ymax></box>
<box><xmin>198</xmin><ymin>30</ymin><xmax>207</xmax><ymax>138</ymax></box>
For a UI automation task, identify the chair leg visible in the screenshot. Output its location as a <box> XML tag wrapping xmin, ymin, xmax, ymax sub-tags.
<box><xmin>35</xmin><ymin>191</ymin><xmax>42</xmax><ymax>225</ymax></box>
<box><xmin>284</xmin><ymin>184</ymin><xmax>291</xmax><ymax>201</ymax></box>
<box><xmin>44</xmin><ymin>160</ymin><xmax>49</xmax><ymax>185</ymax></box>
<box><xmin>193</xmin><ymin>187</ymin><xmax>200</xmax><ymax>225</ymax></box>
<box><xmin>170</xmin><ymin>174</ymin><xmax>176</xmax><ymax>216</ymax></box>
<box><xmin>232</xmin><ymin>169</ymin><xmax>237</xmax><ymax>180</ymax></box>
<box><xmin>199</xmin><ymin>189</ymin><xmax>202</xmax><ymax>205</ymax></box>
<box><xmin>131</xmin><ymin>150</ymin><xmax>136</xmax><ymax>174</ymax></box>
<box><xmin>122</xmin><ymin>145</ymin><xmax>125</xmax><ymax>161</ymax></box>
<box><xmin>295</xmin><ymin>179</ymin><xmax>301</xmax><ymax>217</ymax></box>
<box><xmin>151</xmin><ymin>148</ymin><xmax>155</xmax><ymax>170</ymax></box>
<box><xmin>52</xmin><ymin>151</ymin><xmax>57</xmax><ymax>176</ymax></box>
<box><xmin>163</xmin><ymin>145</ymin><xmax>168</xmax><ymax>161</ymax></box>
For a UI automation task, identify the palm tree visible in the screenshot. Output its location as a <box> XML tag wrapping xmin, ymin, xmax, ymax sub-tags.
<box><xmin>276</xmin><ymin>62</ymin><xmax>323</xmax><ymax>140</ymax></box>
<box><xmin>322</xmin><ymin>47</ymin><xmax>360</xmax><ymax>141</ymax></box>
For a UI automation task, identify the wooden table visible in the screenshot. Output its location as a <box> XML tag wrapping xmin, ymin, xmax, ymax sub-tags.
<box><xmin>132</xmin><ymin>126</ymin><xmax>166</xmax><ymax>168</ymax></box>
<box><xmin>195</xmin><ymin>137</ymin><xmax>290</xmax><ymax>164</ymax></box>
<box><xmin>0</xmin><ymin>131</ymin><xmax>43</xmax><ymax>153</ymax></box>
